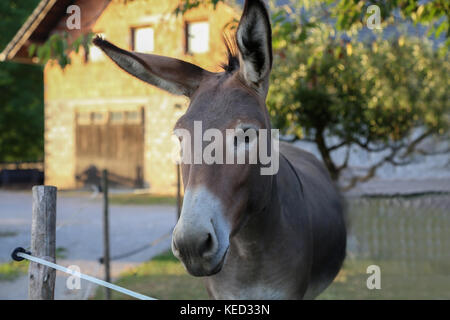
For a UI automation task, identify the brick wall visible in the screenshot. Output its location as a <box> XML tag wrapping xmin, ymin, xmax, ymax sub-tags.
<box><xmin>44</xmin><ymin>0</ymin><xmax>238</xmax><ymax>193</ymax></box>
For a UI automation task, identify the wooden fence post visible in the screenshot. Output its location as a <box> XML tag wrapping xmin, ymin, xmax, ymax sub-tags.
<box><xmin>29</xmin><ymin>185</ymin><xmax>57</xmax><ymax>300</ymax></box>
<box><xmin>102</xmin><ymin>169</ymin><xmax>111</xmax><ymax>300</ymax></box>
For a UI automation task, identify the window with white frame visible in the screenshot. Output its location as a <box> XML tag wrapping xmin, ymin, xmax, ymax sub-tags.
<box><xmin>186</xmin><ymin>21</ymin><xmax>209</xmax><ymax>54</ymax></box>
<box><xmin>132</xmin><ymin>26</ymin><xmax>154</xmax><ymax>53</ymax></box>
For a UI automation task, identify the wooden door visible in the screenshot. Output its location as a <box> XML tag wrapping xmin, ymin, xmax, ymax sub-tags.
<box><xmin>75</xmin><ymin>108</ymin><xmax>145</xmax><ymax>188</ymax></box>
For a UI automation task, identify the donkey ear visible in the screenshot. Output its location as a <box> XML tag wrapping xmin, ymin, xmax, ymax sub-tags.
<box><xmin>236</xmin><ymin>0</ymin><xmax>273</xmax><ymax>90</ymax></box>
<box><xmin>93</xmin><ymin>36</ymin><xmax>210</xmax><ymax>97</ymax></box>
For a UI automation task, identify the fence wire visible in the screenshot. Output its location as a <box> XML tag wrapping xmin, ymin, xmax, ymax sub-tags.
<box><xmin>346</xmin><ymin>194</ymin><xmax>450</xmax><ymax>279</ymax></box>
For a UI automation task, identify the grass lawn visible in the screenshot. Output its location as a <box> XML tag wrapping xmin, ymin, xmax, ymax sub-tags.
<box><xmin>0</xmin><ymin>247</ymin><xmax>68</xmax><ymax>282</ymax></box>
<box><xmin>93</xmin><ymin>251</ymin><xmax>208</xmax><ymax>300</ymax></box>
<box><xmin>93</xmin><ymin>251</ymin><xmax>450</xmax><ymax>300</ymax></box>
<box><xmin>318</xmin><ymin>258</ymin><xmax>450</xmax><ymax>300</ymax></box>
<box><xmin>58</xmin><ymin>190</ymin><xmax>177</xmax><ymax>206</ymax></box>
<box><xmin>109</xmin><ymin>193</ymin><xmax>177</xmax><ymax>206</ymax></box>
<box><xmin>0</xmin><ymin>261</ymin><xmax>29</xmax><ymax>281</ymax></box>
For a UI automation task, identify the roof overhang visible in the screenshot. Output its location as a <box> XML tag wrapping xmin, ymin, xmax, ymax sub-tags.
<box><xmin>1</xmin><ymin>0</ymin><xmax>241</xmax><ymax>64</ymax></box>
<box><xmin>0</xmin><ymin>0</ymin><xmax>75</xmax><ymax>63</ymax></box>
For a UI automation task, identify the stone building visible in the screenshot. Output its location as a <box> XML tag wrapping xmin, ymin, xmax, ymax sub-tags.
<box><xmin>1</xmin><ymin>0</ymin><xmax>238</xmax><ymax>193</ymax></box>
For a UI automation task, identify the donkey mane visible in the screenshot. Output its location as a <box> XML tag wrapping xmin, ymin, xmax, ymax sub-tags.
<box><xmin>221</xmin><ymin>34</ymin><xmax>240</xmax><ymax>74</ymax></box>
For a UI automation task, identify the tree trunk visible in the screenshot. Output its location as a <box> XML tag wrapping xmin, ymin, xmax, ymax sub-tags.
<box><xmin>315</xmin><ymin>131</ymin><xmax>339</xmax><ymax>181</ymax></box>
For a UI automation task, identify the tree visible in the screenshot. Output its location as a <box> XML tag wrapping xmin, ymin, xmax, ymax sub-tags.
<box><xmin>267</xmin><ymin>1</ymin><xmax>449</xmax><ymax>189</ymax></box>
<box><xmin>0</xmin><ymin>0</ymin><xmax>44</xmax><ymax>162</ymax></box>
<box><xmin>324</xmin><ymin>0</ymin><xmax>449</xmax><ymax>49</ymax></box>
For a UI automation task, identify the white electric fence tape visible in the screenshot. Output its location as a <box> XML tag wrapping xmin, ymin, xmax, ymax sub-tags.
<box><xmin>17</xmin><ymin>251</ymin><xmax>155</xmax><ymax>300</ymax></box>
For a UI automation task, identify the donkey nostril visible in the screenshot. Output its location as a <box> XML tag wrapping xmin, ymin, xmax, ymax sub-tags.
<box><xmin>198</xmin><ymin>233</ymin><xmax>214</xmax><ymax>257</ymax></box>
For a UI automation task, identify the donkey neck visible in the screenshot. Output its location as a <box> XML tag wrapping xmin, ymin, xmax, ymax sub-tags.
<box><xmin>230</xmin><ymin>174</ymin><xmax>282</xmax><ymax>256</ymax></box>
<box><xmin>230</xmin><ymin>154</ymin><xmax>306</xmax><ymax>257</ymax></box>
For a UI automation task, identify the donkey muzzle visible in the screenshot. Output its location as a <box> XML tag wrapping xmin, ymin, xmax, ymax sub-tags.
<box><xmin>171</xmin><ymin>186</ymin><xmax>230</xmax><ymax>276</ymax></box>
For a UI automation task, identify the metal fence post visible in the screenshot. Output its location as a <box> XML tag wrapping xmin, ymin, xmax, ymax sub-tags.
<box><xmin>102</xmin><ymin>169</ymin><xmax>111</xmax><ymax>300</ymax></box>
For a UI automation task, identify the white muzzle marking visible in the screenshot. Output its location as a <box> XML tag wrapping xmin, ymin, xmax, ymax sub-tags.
<box><xmin>172</xmin><ymin>185</ymin><xmax>230</xmax><ymax>275</ymax></box>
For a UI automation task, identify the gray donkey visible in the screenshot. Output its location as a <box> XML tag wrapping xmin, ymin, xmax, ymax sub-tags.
<box><xmin>94</xmin><ymin>0</ymin><xmax>346</xmax><ymax>299</ymax></box>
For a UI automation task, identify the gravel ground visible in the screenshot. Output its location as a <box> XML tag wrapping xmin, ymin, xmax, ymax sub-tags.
<box><xmin>0</xmin><ymin>190</ymin><xmax>176</xmax><ymax>300</ymax></box>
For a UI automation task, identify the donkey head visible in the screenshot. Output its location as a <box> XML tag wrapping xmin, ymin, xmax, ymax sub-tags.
<box><xmin>94</xmin><ymin>0</ymin><xmax>274</xmax><ymax>276</ymax></box>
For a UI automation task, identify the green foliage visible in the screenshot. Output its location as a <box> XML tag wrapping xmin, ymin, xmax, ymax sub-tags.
<box><xmin>0</xmin><ymin>62</ymin><xmax>44</xmax><ymax>162</ymax></box>
<box><xmin>270</xmin><ymin>26</ymin><xmax>449</xmax><ymax>140</ymax></box>
<box><xmin>267</xmin><ymin>1</ymin><xmax>449</xmax><ymax>187</ymax></box>
<box><xmin>0</xmin><ymin>260</ymin><xmax>29</xmax><ymax>281</ymax></box>
<box><xmin>0</xmin><ymin>0</ymin><xmax>41</xmax><ymax>50</ymax></box>
<box><xmin>325</xmin><ymin>0</ymin><xmax>450</xmax><ymax>47</ymax></box>
<box><xmin>0</xmin><ymin>0</ymin><xmax>43</xmax><ymax>162</ymax></box>
<box><xmin>174</xmin><ymin>0</ymin><xmax>226</xmax><ymax>15</ymax></box>
<box><xmin>29</xmin><ymin>32</ymin><xmax>94</xmax><ymax>69</ymax></box>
